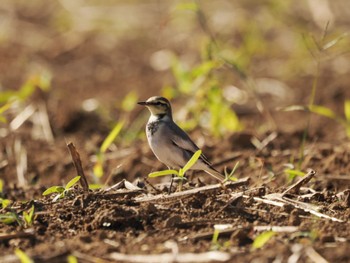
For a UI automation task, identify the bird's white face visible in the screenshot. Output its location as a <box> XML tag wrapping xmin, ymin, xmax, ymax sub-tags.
<box><xmin>138</xmin><ymin>96</ymin><xmax>172</xmax><ymax>117</ymax></box>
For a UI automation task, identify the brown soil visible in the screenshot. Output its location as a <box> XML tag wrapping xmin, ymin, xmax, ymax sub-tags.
<box><xmin>1</xmin><ymin>1</ymin><xmax>350</xmax><ymax>263</ymax></box>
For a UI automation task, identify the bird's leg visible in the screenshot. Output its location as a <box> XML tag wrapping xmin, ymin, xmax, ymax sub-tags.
<box><xmin>168</xmin><ymin>175</ymin><xmax>175</xmax><ymax>195</ymax></box>
<box><xmin>168</xmin><ymin>166</ymin><xmax>175</xmax><ymax>195</ymax></box>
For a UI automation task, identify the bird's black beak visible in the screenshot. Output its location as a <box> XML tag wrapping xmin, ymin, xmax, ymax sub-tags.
<box><xmin>137</xmin><ymin>101</ymin><xmax>148</xmax><ymax>106</ymax></box>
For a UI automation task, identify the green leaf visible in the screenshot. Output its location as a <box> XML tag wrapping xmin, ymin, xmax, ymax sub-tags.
<box><xmin>23</xmin><ymin>205</ymin><xmax>35</xmax><ymax>226</ymax></box>
<box><xmin>176</xmin><ymin>2</ymin><xmax>199</xmax><ymax>11</ymax></box>
<box><xmin>0</xmin><ymin>102</ymin><xmax>11</xmax><ymax>115</ymax></box>
<box><xmin>121</xmin><ymin>91</ymin><xmax>138</xmax><ymax>112</ymax></box>
<box><xmin>15</xmin><ymin>248</ymin><xmax>33</xmax><ymax>263</ymax></box>
<box><xmin>1</xmin><ymin>198</ymin><xmax>11</xmax><ymax>209</ymax></box>
<box><xmin>344</xmin><ymin>100</ymin><xmax>350</xmax><ymax>121</ymax></box>
<box><xmin>222</xmin><ymin>107</ymin><xmax>242</xmax><ymax>132</ymax></box>
<box><xmin>182</xmin><ymin>150</ymin><xmax>202</xmax><ymax>175</ymax></box>
<box><xmin>252</xmin><ymin>231</ymin><xmax>276</xmax><ymax>249</ymax></box>
<box><xmin>42</xmin><ymin>186</ymin><xmax>65</xmax><ymax>196</ymax></box>
<box><xmin>309</xmin><ymin>105</ymin><xmax>336</xmax><ymax>119</ymax></box>
<box><xmin>65</xmin><ymin>176</ymin><xmax>81</xmax><ymax>190</ymax></box>
<box><xmin>0</xmin><ymin>212</ymin><xmax>18</xmax><ymax>225</ymax></box>
<box><xmin>0</xmin><ymin>179</ymin><xmax>3</xmax><ymax>193</ymax></box>
<box><xmin>100</xmin><ymin>121</ymin><xmax>124</xmax><ymax>153</ymax></box>
<box><xmin>149</xmin><ymin>170</ymin><xmax>179</xmax><ymax>178</ymax></box>
<box><xmin>67</xmin><ymin>255</ymin><xmax>78</xmax><ymax>263</ymax></box>
<box><xmin>88</xmin><ymin>184</ymin><xmax>103</xmax><ymax>190</ymax></box>
<box><xmin>224</xmin><ymin>161</ymin><xmax>239</xmax><ymax>182</ymax></box>
<box><xmin>284</xmin><ymin>169</ymin><xmax>305</xmax><ymax>177</ymax></box>
<box><xmin>93</xmin><ymin>160</ymin><xmax>104</xmax><ymax>178</ymax></box>
<box><xmin>191</xmin><ymin>61</ymin><xmax>219</xmax><ymax>78</ymax></box>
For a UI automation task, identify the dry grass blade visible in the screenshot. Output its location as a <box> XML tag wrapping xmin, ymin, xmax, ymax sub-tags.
<box><xmin>259</xmin><ymin>193</ymin><xmax>344</xmax><ymax>222</ymax></box>
<box><xmin>305</xmin><ymin>246</ymin><xmax>329</xmax><ymax>263</ymax></box>
<box><xmin>37</xmin><ymin>103</ymin><xmax>54</xmax><ymax>143</ymax></box>
<box><xmin>134</xmin><ymin>177</ymin><xmax>249</xmax><ymax>203</ymax></box>
<box><xmin>14</xmin><ymin>139</ymin><xmax>27</xmax><ymax>187</ymax></box>
<box><xmin>67</xmin><ymin>142</ymin><xmax>89</xmax><ymax>193</ymax></box>
<box><xmin>0</xmin><ymin>230</ymin><xmax>35</xmax><ymax>242</ymax></box>
<box><xmin>10</xmin><ymin>104</ymin><xmax>35</xmax><ymax>131</ymax></box>
<box><xmin>109</xmin><ymin>251</ymin><xmax>231</xmax><ymax>263</ymax></box>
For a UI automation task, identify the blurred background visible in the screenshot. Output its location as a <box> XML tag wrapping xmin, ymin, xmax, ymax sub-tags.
<box><xmin>1</xmin><ymin>0</ymin><xmax>350</xmax><ymax>186</ymax></box>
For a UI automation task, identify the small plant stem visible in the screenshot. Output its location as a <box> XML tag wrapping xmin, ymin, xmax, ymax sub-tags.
<box><xmin>67</xmin><ymin>142</ymin><xmax>89</xmax><ymax>193</ymax></box>
<box><xmin>298</xmin><ymin>61</ymin><xmax>320</xmax><ymax>170</ymax></box>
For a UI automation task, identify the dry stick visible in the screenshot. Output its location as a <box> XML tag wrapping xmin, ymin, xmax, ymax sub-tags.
<box><xmin>67</xmin><ymin>142</ymin><xmax>89</xmax><ymax>193</ymax></box>
<box><xmin>305</xmin><ymin>247</ymin><xmax>329</xmax><ymax>263</ymax></box>
<box><xmin>135</xmin><ymin>178</ymin><xmax>249</xmax><ymax>203</ymax></box>
<box><xmin>109</xmin><ymin>250</ymin><xmax>230</xmax><ymax>263</ymax></box>
<box><xmin>0</xmin><ymin>231</ymin><xmax>35</xmax><ymax>242</ymax></box>
<box><xmin>282</xmin><ymin>169</ymin><xmax>316</xmax><ymax>196</ymax></box>
<box><xmin>73</xmin><ymin>251</ymin><xmax>112</xmax><ymax>263</ymax></box>
<box><xmin>251</xmin><ymin>194</ymin><xmax>344</xmax><ymax>222</ymax></box>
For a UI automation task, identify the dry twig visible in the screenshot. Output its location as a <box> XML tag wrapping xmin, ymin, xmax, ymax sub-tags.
<box><xmin>67</xmin><ymin>142</ymin><xmax>89</xmax><ymax>193</ymax></box>
<box><xmin>134</xmin><ymin>177</ymin><xmax>249</xmax><ymax>203</ymax></box>
<box><xmin>282</xmin><ymin>169</ymin><xmax>316</xmax><ymax>196</ymax></box>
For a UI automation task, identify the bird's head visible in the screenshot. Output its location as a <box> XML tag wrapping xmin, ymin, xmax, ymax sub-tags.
<box><xmin>138</xmin><ymin>96</ymin><xmax>172</xmax><ymax>118</ymax></box>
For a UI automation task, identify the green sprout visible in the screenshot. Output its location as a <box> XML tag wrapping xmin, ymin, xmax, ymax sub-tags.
<box><xmin>0</xmin><ymin>198</ymin><xmax>11</xmax><ymax>209</ymax></box>
<box><xmin>0</xmin><ymin>72</ymin><xmax>51</xmax><ymax>104</ymax></box>
<box><xmin>23</xmin><ymin>205</ymin><xmax>35</xmax><ymax>227</ymax></box>
<box><xmin>283</xmin><ymin>164</ymin><xmax>306</xmax><ymax>181</ymax></box>
<box><xmin>93</xmin><ymin>121</ymin><xmax>124</xmax><ymax>178</ymax></box>
<box><xmin>252</xmin><ymin>231</ymin><xmax>276</xmax><ymax>250</ymax></box>
<box><xmin>281</xmin><ymin>101</ymin><xmax>350</xmax><ymax>139</ymax></box>
<box><xmin>42</xmin><ymin>176</ymin><xmax>81</xmax><ymax>202</ymax></box>
<box><xmin>0</xmin><ymin>212</ymin><xmax>21</xmax><ymax>225</ymax></box>
<box><xmin>15</xmin><ymin>248</ymin><xmax>33</xmax><ymax>263</ymax></box>
<box><xmin>149</xmin><ymin>150</ymin><xmax>202</xmax><ymax>189</ymax></box>
<box><xmin>210</xmin><ymin>224</ymin><xmax>232</xmax><ymax>250</ymax></box>
<box><xmin>211</xmin><ymin>226</ymin><xmax>221</xmax><ymax>250</ymax></box>
<box><xmin>223</xmin><ymin>161</ymin><xmax>239</xmax><ymax>183</ymax></box>
<box><xmin>67</xmin><ymin>255</ymin><xmax>78</xmax><ymax>263</ymax></box>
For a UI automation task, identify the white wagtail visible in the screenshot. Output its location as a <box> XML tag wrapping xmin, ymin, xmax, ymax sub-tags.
<box><xmin>138</xmin><ymin>96</ymin><xmax>224</xmax><ymax>181</ymax></box>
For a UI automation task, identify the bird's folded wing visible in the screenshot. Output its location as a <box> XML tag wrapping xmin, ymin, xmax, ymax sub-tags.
<box><xmin>168</xmin><ymin>122</ymin><xmax>212</xmax><ymax>166</ymax></box>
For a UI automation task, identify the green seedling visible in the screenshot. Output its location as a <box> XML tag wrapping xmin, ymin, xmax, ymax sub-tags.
<box><xmin>281</xmin><ymin>101</ymin><xmax>350</xmax><ymax>139</ymax></box>
<box><xmin>67</xmin><ymin>255</ymin><xmax>78</xmax><ymax>263</ymax></box>
<box><xmin>23</xmin><ymin>205</ymin><xmax>35</xmax><ymax>227</ymax></box>
<box><xmin>149</xmin><ymin>150</ymin><xmax>202</xmax><ymax>189</ymax></box>
<box><xmin>211</xmin><ymin>226</ymin><xmax>221</xmax><ymax>250</ymax></box>
<box><xmin>0</xmin><ymin>72</ymin><xmax>51</xmax><ymax>104</ymax></box>
<box><xmin>93</xmin><ymin>121</ymin><xmax>124</xmax><ymax>178</ymax></box>
<box><xmin>290</xmin><ymin>230</ymin><xmax>318</xmax><ymax>242</ymax></box>
<box><xmin>223</xmin><ymin>161</ymin><xmax>239</xmax><ymax>183</ymax></box>
<box><xmin>210</xmin><ymin>224</ymin><xmax>232</xmax><ymax>250</ymax></box>
<box><xmin>42</xmin><ymin>176</ymin><xmax>81</xmax><ymax>202</ymax></box>
<box><xmin>163</xmin><ymin>55</ymin><xmax>242</xmax><ymax>137</ymax></box>
<box><xmin>0</xmin><ymin>212</ymin><xmax>21</xmax><ymax>225</ymax></box>
<box><xmin>15</xmin><ymin>248</ymin><xmax>33</xmax><ymax>263</ymax></box>
<box><xmin>252</xmin><ymin>231</ymin><xmax>276</xmax><ymax>250</ymax></box>
<box><xmin>0</xmin><ymin>198</ymin><xmax>11</xmax><ymax>209</ymax></box>
<box><xmin>283</xmin><ymin>164</ymin><xmax>306</xmax><ymax>181</ymax></box>
<box><xmin>149</xmin><ymin>149</ymin><xmax>202</xmax><ymax>179</ymax></box>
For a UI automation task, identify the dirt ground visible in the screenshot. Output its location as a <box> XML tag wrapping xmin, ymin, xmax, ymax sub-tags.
<box><xmin>1</xmin><ymin>1</ymin><xmax>350</xmax><ymax>263</ymax></box>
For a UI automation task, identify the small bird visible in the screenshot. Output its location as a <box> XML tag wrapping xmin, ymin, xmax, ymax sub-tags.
<box><xmin>138</xmin><ymin>96</ymin><xmax>224</xmax><ymax>181</ymax></box>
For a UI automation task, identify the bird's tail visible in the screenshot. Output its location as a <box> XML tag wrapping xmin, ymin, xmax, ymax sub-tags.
<box><xmin>204</xmin><ymin>166</ymin><xmax>225</xmax><ymax>181</ymax></box>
